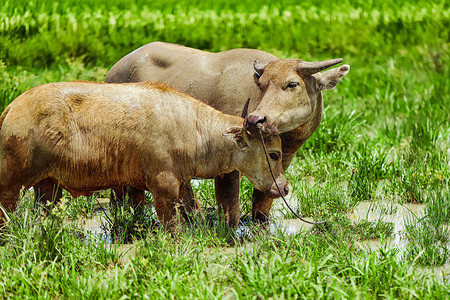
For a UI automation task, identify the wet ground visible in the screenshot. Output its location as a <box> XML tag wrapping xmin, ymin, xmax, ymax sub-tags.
<box><xmin>271</xmin><ymin>201</ymin><xmax>426</xmax><ymax>249</ymax></box>
<box><xmin>271</xmin><ymin>199</ymin><xmax>450</xmax><ymax>277</ymax></box>
<box><xmin>82</xmin><ymin>199</ymin><xmax>427</xmax><ymax>247</ymax></box>
<box><xmin>348</xmin><ymin>201</ymin><xmax>425</xmax><ymax>250</ymax></box>
<box><xmin>81</xmin><ymin>197</ymin><xmax>449</xmax><ymax>274</ymax></box>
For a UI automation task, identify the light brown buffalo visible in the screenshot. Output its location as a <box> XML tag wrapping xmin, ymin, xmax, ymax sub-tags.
<box><xmin>106</xmin><ymin>42</ymin><xmax>350</xmax><ymax>227</ymax></box>
<box><xmin>0</xmin><ymin>81</ymin><xmax>287</xmax><ymax>229</ymax></box>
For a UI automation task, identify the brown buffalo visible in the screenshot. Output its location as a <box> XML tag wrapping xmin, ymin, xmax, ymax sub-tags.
<box><xmin>106</xmin><ymin>42</ymin><xmax>350</xmax><ymax>227</ymax></box>
<box><xmin>0</xmin><ymin>81</ymin><xmax>287</xmax><ymax>229</ymax></box>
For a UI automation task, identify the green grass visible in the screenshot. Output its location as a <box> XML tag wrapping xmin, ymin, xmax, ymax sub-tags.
<box><xmin>0</xmin><ymin>195</ymin><xmax>449</xmax><ymax>298</ymax></box>
<box><xmin>0</xmin><ymin>0</ymin><xmax>449</xmax><ymax>297</ymax></box>
<box><xmin>102</xmin><ymin>197</ymin><xmax>158</xmax><ymax>243</ymax></box>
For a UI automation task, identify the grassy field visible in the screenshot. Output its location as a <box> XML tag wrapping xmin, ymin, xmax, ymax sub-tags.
<box><xmin>0</xmin><ymin>0</ymin><xmax>449</xmax><ymax>298</ymax></box>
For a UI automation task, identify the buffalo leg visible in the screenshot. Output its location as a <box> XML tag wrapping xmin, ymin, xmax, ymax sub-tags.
<box><xmin>152</xmin><ymin>176</ymin><xmax>181</xmax><ymax>231</ymax></box>
<box><xmin>0</xmin><ymin>185</ymin><xmax>22</xmax><ymax>225</ymax></box>
<box><xmin>126</xmin><ymin>187</ymin><xmax>146</xmax><ymax>206</ymax></box>
<box><xmin>34</xmin><ymin>178</ymin><xmax>62</xmax><ymax>207</ymax></box>
<box><xmin>214</xmin><ymin>170</ymin><xmax>241</xmax><ymax>228</ymax></box>
<box><xmin>110</xmin><ymin>186</ymin><xmax>126</xmax><ymax>203</ymax></box>
<box><xmin>0</xmin><ymin>144</ymin><xmax>55</xmax><ymax>223</ymax></box>
<box><xmin>252</xmin><ymin>189</ymin><xmax>274</xmax><ymax>224</ymax></box>
<box><xmin>179</xmin><ymin>183</ymin><xmax>204</xmax><ymax>219</ymax></box>
<box><xmin>0</xmin><ymin>173</ymin><xmax>33</xmax><ymax>225</ymax></box>
<box><xmin>154</xmin><ymin>193</ymin><xmax>178</xmax><ymax>231</ymax></box>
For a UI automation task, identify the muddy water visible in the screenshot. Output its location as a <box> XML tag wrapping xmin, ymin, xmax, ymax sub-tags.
<box><xmin>271</xmin><ymin>200</ymin><xmax>426</xmax><ymax>250</ymax></box>
<box><xmin>81</xmin><ymin>197</ymin><xmax>449</xmax><ymax>274</ymax></box>
<box><xmin>348</xmin><ymin>201</ymin><xmax>425</xmax><ymax>250</ymax></box>
<box><xmin>82</xmin><ymin>198</ymin><xmax>425</xmax><ymax>249</ymax></box>
<box><xmin>272</xmin><ymin>200</ymin><xmax>449</xmax><ymax>277</ymax></box>
<box><xmin>81</xmin><ymin>197</ymin><xmax>110</xmax><ymax>242</ymax></box>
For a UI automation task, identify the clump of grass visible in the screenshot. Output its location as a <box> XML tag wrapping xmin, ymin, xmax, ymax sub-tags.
<box><xmin>0</xmin><ymin>192</ymin><xmax>120</xmax><ymax>266</ymax></box>
<box><xmin>239</xmin><ymin>177</ymin><xmax>256</xmax><ymax>217</ymax></box>
<box><xmin>191</xmin><ymin>179</ymin><xmax>216</xmax><ymax>207</ymax></box>
<box><xmin>280</xmin><ymin>179</ymin><xmax>351</xmax><ymax>221</ymax></box>
<box><xmin>426</xmin><ymin>187</ymin><xmax>450</xmax><ymax>225</ymax></box>
<box><xmin>302</xmin><ymin>108</ymin><xmax>367</xmax><ymax>155</ymax></box>
<box><xmin>1</xmin><ymin>195</ymin><xmax>81</xmax><ymax>262</ymax></box>
<box><xmin>399</xmin><ymin>167</ymin><xmax>448</xmax><ymax>203</ymax></box>
<box><xmin>0</xmin><ymin>193</ymin><xmax>124</xmax><ymax>298</ymax></box>
<box><xmin>229</xmin><ymin>221</ymin><xmax>447</xmax><ymax>299</ymax></box>
<box><xmin>61</xmin><ymin>193</ymin><xmax>98</xmax><ymax>219</ymax></box>
<box><xmin>308</xmin><ymin>213</ymin><xmax>394</xmax><ymax>242</ymax></box>
<box><xmin>404</xmin><ymin>184</ymin><xmax>450</xmax><ymax>266</ymax></box>
<box><xmin>351</xmin><ymin>219</ymin><xmax>394</xmax><ymax>240</ymax></box>
<box><xmin>404</xmin><ymin>219</ymin><xmax>449</xmax><ymax>267</ymax></box>
<box><xmin>348</xmin><ymin>147</ymin><xmax>390</xmax><ymax>202</ymax></box>
<box><xmin>101</xmin><ymin>197</ymin><xmax>158</xmax><ymax>243</ymax></box>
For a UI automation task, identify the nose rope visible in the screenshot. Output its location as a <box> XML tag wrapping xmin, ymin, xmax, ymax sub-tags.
<box><xmin>258</xmin><ymin>129</ymin><xmax>327</xmax><ymax>225</ymax></box>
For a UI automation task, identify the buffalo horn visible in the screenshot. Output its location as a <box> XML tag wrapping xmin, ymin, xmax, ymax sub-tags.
<box><xmin>253</xmin><ymin>60</ymin><xmax>267</xmax><ymax>76</ymax></box>
<box><xmin>298</xmin><ymin>58</ymin><xmax>344</xmax><ymax>75</ymax></box>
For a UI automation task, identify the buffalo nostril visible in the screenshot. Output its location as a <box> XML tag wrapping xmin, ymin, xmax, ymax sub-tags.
<box><xmin>283</xmin><ymin>186</ymin><xmax>289</xmax><ymax>196</ymax></box>
<box><xmin>246</xmin><ymin>115</ymin><xmax>265</xmax><ymax>125</ymax></box>
<box><xmin>256</xmin><ymin>117</ymin><xmax>267</xmax><ymax>124</ymax></box>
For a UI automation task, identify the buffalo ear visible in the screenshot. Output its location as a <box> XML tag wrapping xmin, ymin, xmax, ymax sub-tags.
<box><xmin>314</xmin><ymin>64</ymin><xmax>350</xmax><ymax>91</ymax></box>
<box><xmin>223</xmin><ymin>127</ymin><xmax>250</xmax><ymax>150</ymax></box>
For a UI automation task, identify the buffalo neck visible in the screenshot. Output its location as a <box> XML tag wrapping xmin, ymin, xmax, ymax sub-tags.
<box><xmin>191</xmin><ymin>109</ymin><xmax>242</xmax><ymax>179</ymax></box>
<box><xmin>289</xmin><ymin>92</ymin><xmax>324</xmax><ymax>143</ymax></box>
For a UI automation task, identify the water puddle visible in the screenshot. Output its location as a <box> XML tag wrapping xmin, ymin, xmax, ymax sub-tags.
<box><xmin>81</xmin><ymin>198</ymin><xmax>425</xmax><ymax>250</ymax></box>
<box><xmin>270</xmin><ymin>199</ymin><xmax>449</xmax><ymax>280</ymax></box>
<box><xmin>271</xmin><ymin>218</ymin><xmax>315</xmax><ymax>235</ymax></box>
<box><xmin>80</xmin><ymin>197</ymin><xmax>448</xmax><ymax>276</ymax></box>
<box><xmin>79</xmin><ymin>198</ymin><xmax>110</xmax><ymax>242</ymax></box>
<box><xmin>349</xmin><ymin>201</ymin><xmax>425</xmax><ymax>249</ymax></box>
<box><xmin>272</xmin><ymin>201</ymin><xmax>426</xmax><ymax>250</ymax></box>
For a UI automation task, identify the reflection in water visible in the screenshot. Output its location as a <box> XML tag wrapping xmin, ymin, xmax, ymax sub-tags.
<box><xmin>80</xmin><ymin>198</ymin><xmax>111</xmax><ymax>242</ymax></box>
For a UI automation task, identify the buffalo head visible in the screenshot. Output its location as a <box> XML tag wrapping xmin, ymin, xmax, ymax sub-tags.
<box><xmin>245</xmin><ymin>58</ymin><xmax>350</xmax><ymax>133</ymax></box>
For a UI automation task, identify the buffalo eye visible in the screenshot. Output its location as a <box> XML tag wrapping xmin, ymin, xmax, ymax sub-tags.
<box><xmin>285</xmin><ymin>82</ymin><xmax>299</xmax><ymax>89</ymax></box>
<box><xmin>269</xmin><ymin>152</ymin><xmax>280</xmax><ymax>161</ymax></box>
